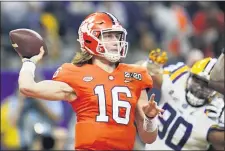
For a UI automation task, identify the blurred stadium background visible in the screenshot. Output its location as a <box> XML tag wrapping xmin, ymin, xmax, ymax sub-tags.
<box><xmin>1</xmin><ymin>1</ymin><xmax>224</xmax><ymax>150</ymax></box>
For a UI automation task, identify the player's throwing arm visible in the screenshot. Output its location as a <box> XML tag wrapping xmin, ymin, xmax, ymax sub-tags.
<box><xmin>9</xmin><ymin>29</ymin><xmax>76</xmax><ymax>102</ymax></box>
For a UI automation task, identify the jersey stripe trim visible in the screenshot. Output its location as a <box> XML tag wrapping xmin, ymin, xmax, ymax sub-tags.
<box><xmin>170</xmin><ymin>65</ymin><xmax>189</xmax><ymax>82</ymax></box>
<box><xmin>171</xmin><ymin>64</ymin><xmax>186</xmax><ymax>74</ymax></box>
<box><xmin>172</xmin><ymin>71</ymin><xmax>188</xmax><ymax>83</ymax></box>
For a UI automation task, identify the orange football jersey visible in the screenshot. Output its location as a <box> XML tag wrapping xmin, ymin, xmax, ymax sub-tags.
<box><xmin>52</xmin><ymin>63</ymin><xmax>153</xmax><ymax>150</ymax></box>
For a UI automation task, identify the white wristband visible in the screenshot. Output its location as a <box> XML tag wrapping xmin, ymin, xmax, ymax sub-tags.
<box><xmin>143</xmin><ymin>116</ymin><xmax>158</xmax><ymax>132</ymax></box>
<box><xmin>20</xmin><ymin>61</ymin><xmax>36</xmax><ymax>78</ymax></box>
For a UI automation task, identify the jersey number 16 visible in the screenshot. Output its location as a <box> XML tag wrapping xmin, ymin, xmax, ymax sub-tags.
<box><xmin>94</xmin><ymin>85</ymin><xmax>131</xmax><ymax>125</ymax></box>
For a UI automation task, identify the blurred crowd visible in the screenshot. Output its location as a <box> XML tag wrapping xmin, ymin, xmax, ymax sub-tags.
<box><xmin>1</xmin><ymin>1</ymin><xmax>224</xmax><ymax>70</ymax></box>
<box><xmin>1</xmin><ymin>1</ymin><xmax>224</xmax><ymax>150</ymax></box>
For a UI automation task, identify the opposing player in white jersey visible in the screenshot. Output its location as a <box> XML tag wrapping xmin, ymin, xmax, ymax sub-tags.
<box><xmin>141</xmin><ymin>50</ymin><xmax>224</xmax><ymax>150</ymax></box>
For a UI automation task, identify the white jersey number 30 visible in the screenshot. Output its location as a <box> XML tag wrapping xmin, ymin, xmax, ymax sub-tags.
<box><xmin>159</xmin><ymin>103</ymin><xmax>193</xmax><ymax>150</ymax></box>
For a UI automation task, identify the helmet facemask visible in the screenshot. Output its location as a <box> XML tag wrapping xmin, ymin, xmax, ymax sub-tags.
<box><xmin>186</xmin><ymin>74</ymin><xmax>216</xmax><ymax>107</ymax></box>
<box><xmin>94</xmin><ymin>29</ymin><xmax>128</xmax><ymax>62</ymax></box>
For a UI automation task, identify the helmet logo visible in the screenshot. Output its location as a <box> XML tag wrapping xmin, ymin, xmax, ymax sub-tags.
<box><xmin>80</xmin><ymin>16</ymin><xmax>95</xmax><ymax>33</ymax></box>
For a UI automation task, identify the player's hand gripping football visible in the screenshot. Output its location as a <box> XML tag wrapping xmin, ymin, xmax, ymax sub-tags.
<box><xmin>142</xmin><ymin>94</ymin><xmax>164</xmax><ymax>118</ymax></box>
<box><xmin>21</xmin><ymin>46</ymin><xmax>45</xmax><ymax>64</ymax></box>
<box><xmin>148</xmin><ymin>48</ymin><xmax>168</xmax><ymax>65</ymax></box>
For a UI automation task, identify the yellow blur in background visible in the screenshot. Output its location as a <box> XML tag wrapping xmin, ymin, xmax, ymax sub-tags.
<box><xmin>1</xmin><ymin>101</ymin><xmax>21</xmax><ymax>149</ymax></box>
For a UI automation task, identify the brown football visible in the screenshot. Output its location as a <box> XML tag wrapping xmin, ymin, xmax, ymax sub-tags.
<box><xmin>9</xmin><ymin>28</ymin><xmax>48</xmax><ymax>58</ymax></box>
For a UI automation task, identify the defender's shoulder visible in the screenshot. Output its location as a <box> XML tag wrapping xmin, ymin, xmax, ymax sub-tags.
<box><xmin>163</xmin><ymin>62</ymin><xmax>190</xmax><ymax>84</ymax></box>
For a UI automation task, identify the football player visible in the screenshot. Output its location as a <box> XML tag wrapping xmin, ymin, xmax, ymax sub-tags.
<box><xmin>18</xmin><ymin>12</ymin><xmax>164</xmax><ymax>150</ymax></box>
<box><xmin>188</xmin><ymin>49</ymin><xmax>224</xmax><ymax>95</ymax></box>
<box><xmin>141</xmin><ymin>49</ymin><xmax>224</xmax><ymax>150</ymax></box>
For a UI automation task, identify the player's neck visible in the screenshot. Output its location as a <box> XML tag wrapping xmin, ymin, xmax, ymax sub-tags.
<box><xmin>93</xmin><ymin>57</ymin><xmax>116</xmax><ymax>73</ymax></box>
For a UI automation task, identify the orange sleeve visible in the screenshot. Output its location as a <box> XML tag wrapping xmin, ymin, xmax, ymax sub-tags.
<box><xmin>52</xmin><ymin>64</ymin><xmax>70</xmax><ymax>83</ymax></box>
<box><xmin>141</xmin><ymin>68</ymin><xmax>153</xmax><ymax>90</ymax></box>
<box><xmin>51</xmin><ymin>63</ymin><xmax>82</xmax><ymax>99</ymax></box>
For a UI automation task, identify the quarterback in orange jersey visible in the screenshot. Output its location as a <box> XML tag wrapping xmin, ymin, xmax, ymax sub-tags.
<box><xmin>18</xmin><ymin>12</ymin><xmax>164</xmax><ymax>150</ymax></box>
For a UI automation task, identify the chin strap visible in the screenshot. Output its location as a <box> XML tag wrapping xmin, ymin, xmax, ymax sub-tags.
<box><xmin>104</xmin><ymin>53</ymin><xmax>121</xmax><ymax>63</ymax></box>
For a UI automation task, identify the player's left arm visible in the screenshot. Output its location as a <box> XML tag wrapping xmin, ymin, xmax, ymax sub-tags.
<box><xmin>207</xmin><ymin>125</ymin><xmax>225</xmax><ymax>150</ymax></box>
<box><xmin>206</xmin><ymin>98</ymin><xmax>225</xmax><ymax>150</ymax></box>
<box><xmin>135</xmin><ymin>90</ymin><xmax>164</xmax><ymax>144</ymax></box>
